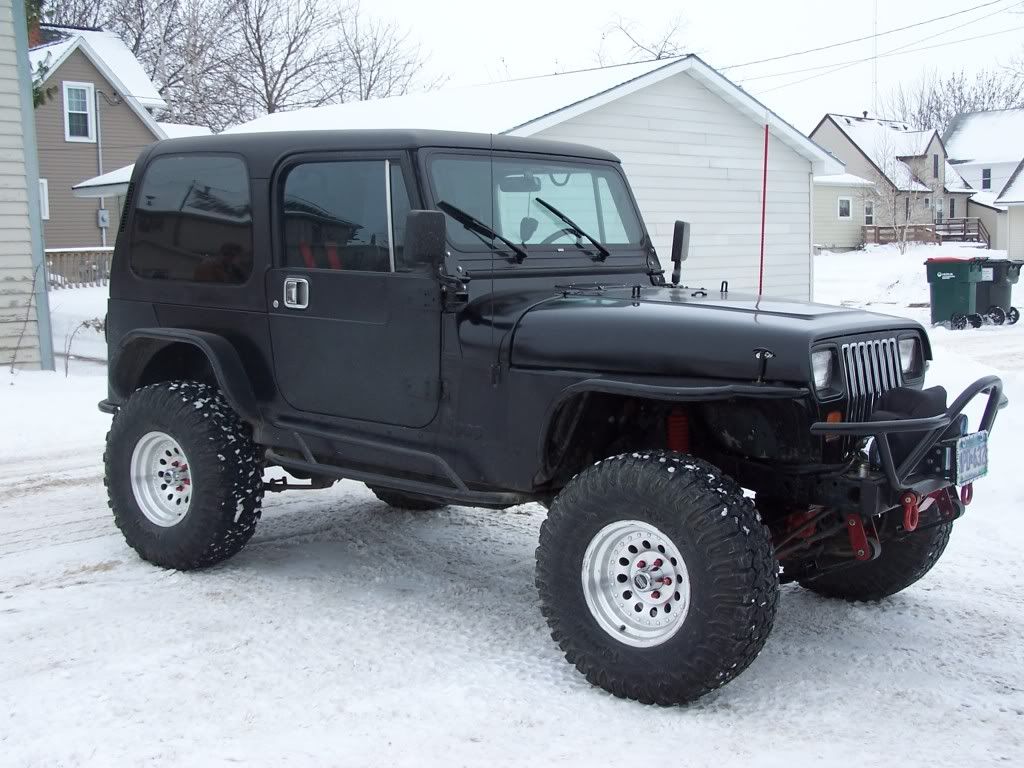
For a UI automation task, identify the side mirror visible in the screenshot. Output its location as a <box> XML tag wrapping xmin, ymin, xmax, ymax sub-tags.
<box><xmin>670</xmin><ymin>220</ymin><xmax>690</xmax><ymax>286</ymax></box>
<box><xmin>404</xmin><ymin>210</ymin><xmax>447</xmax><ymax>270</ymax></box>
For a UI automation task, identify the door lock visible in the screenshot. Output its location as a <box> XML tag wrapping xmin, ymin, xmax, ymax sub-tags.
<box><xmin>283</xmin><ymin>276</ymin><xmax>309</xmax><ymax>309</ymax></box>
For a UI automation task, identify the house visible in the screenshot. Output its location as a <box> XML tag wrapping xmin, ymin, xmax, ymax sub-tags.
<box><xmin>28</xmin><ymin>25</ymin><xmax>209</xmax><ymax>249</ymax></box>
<box><xmin>2</xmin><ymin>0</ymin><xmax>52</xmax><ymax>369</ymax></box>
<box><xmin>228</xmin><ymin>55</ymin><xmax>843</xmax><ymax>299</ymax></box>
<box><xmin>810</xmin><ymin>113</ymin><xmax>975</xmax><ymax>245</ymax></box>
<box><xmin>995</xmin><ymin>160</ymin><xmax>1024</xmax><ymax>261</ymax></box>
<box><xmin>811</xmin><ymin>172</ymin><xmax>875</xmax><ymax>250</ymax></box>
<box><xmin>944</xmin><ymin>109</ymin><xmax>1024</xmax><ymax>251</ymax></box>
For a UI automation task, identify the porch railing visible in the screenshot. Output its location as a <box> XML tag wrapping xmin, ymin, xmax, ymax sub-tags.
<box><xmin>46</xmin><ymin>248</ymin><xmax>114</xmax><ymax>289</ymax></box>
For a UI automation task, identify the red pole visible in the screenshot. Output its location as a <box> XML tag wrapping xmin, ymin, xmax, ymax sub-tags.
<box><xmin>758</xmin><ymin>122</ymin><xmax>769</xmax><ymax>296</ymax></box>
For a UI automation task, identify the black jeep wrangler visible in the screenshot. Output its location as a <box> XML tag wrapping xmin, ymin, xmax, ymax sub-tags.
<box><xmin>102</xmin><ymin>130</ymin><xmax>1003</xmax><ymax>705</ymax></box>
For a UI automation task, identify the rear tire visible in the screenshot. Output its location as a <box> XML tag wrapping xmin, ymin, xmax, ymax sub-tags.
<box><xmin>799</xmin><ymin>522</ymin><xmax>952</xmax><ymax>601</ymax></box>
<box><xmin>105</xmin><ymin>381</ymin><xmax>264</xmax><ymax>570</ymax></box>
<box><xmin>536</xmin><ymin>451</ymin><xmax>779</xmax><ymax>705</ymax></box>
<box><xmin>368</xmin><ymin>486</ymin><xmax>447</xmax><ymax>511</ymax></box>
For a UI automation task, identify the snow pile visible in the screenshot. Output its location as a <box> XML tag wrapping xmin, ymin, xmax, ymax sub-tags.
<box><xmin>48</xmin><ymin>286</ymin><xmax>108</xmax><ymax>363</ymax></box>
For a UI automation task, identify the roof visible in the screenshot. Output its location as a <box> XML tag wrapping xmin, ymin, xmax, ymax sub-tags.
<box><xmin>72</xmin><ymin>164</ymin><xmax>133</xmax><ymax>198</ymax></box>
<box><xmin>156</xmin><ymin>122</ymin><xmax>213</xmax><ymax>138</ymax></box>
<box><xmin>30</xmin><ymin>26</ymin><xmax>164</xmax><ymax>109</ymax></box>
<box><xmin>969</xmin><ymin>191</ymin><xmax>1008</xmax><ymax>212</ymax></box>
<box><xmin>944</xmin><ymin>160</ymin><xmax>973</xmax><ymax>194</ymax></box>
<box><xmin>228</xmin><ymin>55</ymin><xmax>842</xmax><ymax>175</ymax></box>
<box><xmin>996</xmin><ymin>158</ymin><xmax>1024</xmax><ymax>205</ymax></box>
<box><xmin>945</xmin><ymin>109</ymin><xmax>1024</xmax><ymax>165</ymax></box>
<box><xmin>818</xmin><ymin>114</ymin><xmax>936</xmax><ymax>192</ymax></box>
<box><xmin>813</xmin><ymin>172</ymin><xmax>874</xmax><ymax>187</ymax></box>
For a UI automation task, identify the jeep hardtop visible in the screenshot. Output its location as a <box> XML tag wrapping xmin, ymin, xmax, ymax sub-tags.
<box><xmin>102</xmin><ymin>129</ymin><xmax>1004</xmax><ymax>705</ymax></box>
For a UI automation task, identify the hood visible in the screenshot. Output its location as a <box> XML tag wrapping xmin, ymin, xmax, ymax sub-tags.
<box><xmin>508</xmin><ymin>285</ymin><xmax>925</xmax><ymax>383</ymax></box>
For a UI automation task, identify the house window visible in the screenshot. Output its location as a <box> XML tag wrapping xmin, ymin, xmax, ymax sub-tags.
<box><xmin>934</xmin><ymin>198</ymin><xmax>944</xmax><ymax>222</ymax></box>
<box><xmin>38</xmin><ymin>179</ymin><xmax>49</xmax><ymax>220</ymax></box>
<box><xmin>923</xmin><ymin>197</ymin><xmax>929</xmax><ymax>209</ymax></box>
<box><xmin>63</xmin><ymin>81</ymin><xmax>96</xmax><ymax>142</ymax></box>
<box><xmin>837</xmin><ymin>197</ymin><xmax>852</xmax><ymax>219</ymax></box>
<box><xmin>949</xmin><ymin>198</ymin><xmax>955</xmax><ymax>218</ymax></box>
<box><xmin>932</xmin><ymin>154</ymin><xmax>939</xmax><ymax>178</ymax></box>
<box><xmin>982</xmin><ymin>168</ymin><xmax>991</xmax><ymax>190</ymax></box>
<box><xmin>905</xmin><ymin>197</ymin><xmax>910</xmax><ymax>221</ymax></box>
<box><xmin>864</xmin><ymin>200</ymin><xmax>874</xmax><ymax>225</ymax></box>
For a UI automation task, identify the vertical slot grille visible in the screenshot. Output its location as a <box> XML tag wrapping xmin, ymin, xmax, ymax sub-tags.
<box><xmin>841</xmin><ymin>337</ymin><xmax>902</xmax><ymax>422</ymax></box>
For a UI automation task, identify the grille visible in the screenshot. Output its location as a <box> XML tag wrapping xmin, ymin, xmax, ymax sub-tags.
<box><xmin>840</xmin><ymin>337</ymin><xmax>903</xmax><ymax>422</ymax></box>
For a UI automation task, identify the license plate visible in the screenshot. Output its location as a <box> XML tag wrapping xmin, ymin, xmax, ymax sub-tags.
<box><xmin>955</xmin><ymin>431</ymin><xmax>988</xmax><ymax>484</ymax></box>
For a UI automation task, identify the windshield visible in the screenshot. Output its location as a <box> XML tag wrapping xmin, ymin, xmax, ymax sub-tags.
<box><xmin>428</xmin><ymin>154</ymin><xmax>644</xmax><ymax>252</ymax></box>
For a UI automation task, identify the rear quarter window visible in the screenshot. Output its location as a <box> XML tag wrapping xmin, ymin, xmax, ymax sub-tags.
<box><xmin>129</xmin><ymin>154</ymin><xmax>253</xmax><ymax>283</ymax></box>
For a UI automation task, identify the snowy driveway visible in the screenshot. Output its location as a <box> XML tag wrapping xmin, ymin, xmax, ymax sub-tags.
<box><xmin>3</xmin><ymin>244</ymin><xmax>1024</xmax><ymax>766</ymax></box>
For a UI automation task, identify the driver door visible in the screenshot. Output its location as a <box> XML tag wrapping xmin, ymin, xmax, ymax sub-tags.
<box><xmin>267</xmin><ymin>154</ymin><xmax>441</xmax><ymax>428</ymax></box>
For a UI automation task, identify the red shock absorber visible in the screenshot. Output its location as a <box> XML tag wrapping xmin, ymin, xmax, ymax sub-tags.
<box><xmin>667</xmin><ymin>408</ymin><xmax>690</xmax><ymax>453</ymax></box>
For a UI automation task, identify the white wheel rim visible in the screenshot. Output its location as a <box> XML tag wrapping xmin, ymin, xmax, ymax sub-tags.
<box><xmin>130</xmin><ymin>431</ymin><xmax>193</xmax><ymax>527</ymax></box>
<box><xmin>581</xmin><ymin>520</ymin><xmax>691</xmax><ymax>648</ymax></box>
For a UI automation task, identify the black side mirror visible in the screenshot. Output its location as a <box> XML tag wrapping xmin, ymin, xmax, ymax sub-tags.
<box><xmin>670</xmin><ymin>220</ymin><xmax>690</xmax><ymax>286</ymax></box>
<box><xmin>404</xmin><ymin>210</ymin><xmax>447</xmax><ymax>270</ymax></box>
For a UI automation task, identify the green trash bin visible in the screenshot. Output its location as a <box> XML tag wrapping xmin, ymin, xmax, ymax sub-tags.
<box><xmin>973</xmin><ymin>259</ymin><xmax>1021</xmax><ymax>325</ymax></box>
<box><xmin>924</xmin><ymin>257</ymin><xmax>987</xmax><ymax>329</ymax></box>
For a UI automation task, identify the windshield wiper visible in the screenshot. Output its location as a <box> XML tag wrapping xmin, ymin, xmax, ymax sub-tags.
<box><xmin>535</xmin><ymin>198</ymin><xmax>610</xmax><ymax>262</ymax></box>
<box><xmin>437</xmin><ymin>201</ymin><xmax>528</xmax><ymax>264</ymax></box>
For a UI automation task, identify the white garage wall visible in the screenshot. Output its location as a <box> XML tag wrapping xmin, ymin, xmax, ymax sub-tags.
<box><xmin>532</xmin><ymin>72</ymin><xmax>813</xmax><ymax>299</ymax></box>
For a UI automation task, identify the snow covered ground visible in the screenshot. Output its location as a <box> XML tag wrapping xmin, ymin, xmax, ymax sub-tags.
<box><xmin>3</xmin><ymin>245</ymin><xmax>1023</xmax><ymax>766</ymax></box>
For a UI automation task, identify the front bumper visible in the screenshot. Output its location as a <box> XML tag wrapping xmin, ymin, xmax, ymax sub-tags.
<box><xmin>808</xmin><ymin>375</ymin><xmax>1005</xmax><ymax>514</ymax></box>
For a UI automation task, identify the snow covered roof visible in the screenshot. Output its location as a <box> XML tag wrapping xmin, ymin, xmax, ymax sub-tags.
<box><xmin>228</xmin><ymin>55</ymin><xmax>842</xmax><ymax>174</ymax></box>
<box><xmin>996</xmin><ymin>158</ymin><xmax>1024</xmax><ymax>206</ymax></box>
<box><xmin>72</xmin><ymin>164</ymin><xmax>133</xmax><ymax>198</ymax></box>
<box><xmin>813</xmin><ymin>173</ymin><xmax>874</xmax><ymax>187</ymax></box>
<box><xmin>30</xmin><ymin>27</ymin><xmax>165</xmax><ymax>110</ymax></box>
<box><xmin>969</xmin><ymin>191</ymin><xmax>1008</xmax><ymax>212</ymax></box>
<box><xmin>945</xmin><ymin>109</ymin><xmax>1024</xmax><ymax>165</ymax></box>
<box><xmin>944</xmin><ymin>161</ymin><xmax>973</xmax><ymax>194</ymax></box>
<box><xmin>820</xmin><ymin>114</ymin><xmax>937</xmax><ymax>192</ymax></box>
<box><xmin>157</xmin><ymin>122</ymin><xmax>214</xmax><ymax>138</ymax></box>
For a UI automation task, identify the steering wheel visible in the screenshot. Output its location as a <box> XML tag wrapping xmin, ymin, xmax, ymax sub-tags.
<box><xmin>540</xmin><ymin>227</ymin><xmax>578</xmax><ymax>245</ymax></box>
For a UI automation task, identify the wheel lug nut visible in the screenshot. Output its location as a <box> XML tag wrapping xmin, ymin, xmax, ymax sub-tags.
<box><xmin>653</xmin><ymin>558</ymin><xmax>663</xmax><ymax>568</ymax></box>
<box><xmin>662</xmin><ymin>577</ymin><xmax>672</xmax><ymax>586</ymax></box>
<box><xmin>637</xmin><ymin>560</ymin><xmax>646</xmax><ymax>569</ymax></box>
<box><xmin>652</xmin><ymin>590</ymin><xmax>661</xmax><ymax>599</ymax></box>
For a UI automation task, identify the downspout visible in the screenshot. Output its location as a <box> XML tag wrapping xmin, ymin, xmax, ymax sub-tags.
<box><xmin>96</xmin><ymin>90</ymin><xmax>105</xmax><ymax>247</ymax></box>
<box><xmin>13</xmin><ymin>0</ymin><xmax>54</xmax><ymax>370</ymax></box>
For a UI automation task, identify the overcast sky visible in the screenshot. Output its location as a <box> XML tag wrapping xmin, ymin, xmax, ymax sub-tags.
<box><xmin>371</xmin><ymin>0</ymin><xmax>1024</xmax><ymax>133</ymax></box>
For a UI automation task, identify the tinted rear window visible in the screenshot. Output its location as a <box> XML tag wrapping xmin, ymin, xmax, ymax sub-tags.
<box><xmin>129</xmin><ymin>154</ymin><xmax>253</xmax><ymax>283</ymax></box>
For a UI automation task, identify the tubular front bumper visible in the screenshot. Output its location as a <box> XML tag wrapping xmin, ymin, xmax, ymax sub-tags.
<box><xmin>809</xmin><ymin>375</ymin><xmax>1005</xmax><ymax>510</ymax></box>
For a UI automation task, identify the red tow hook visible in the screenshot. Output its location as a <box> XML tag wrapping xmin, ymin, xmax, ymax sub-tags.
<box><xmin>900</xmin><ymin>491</ymin><xmax>920</xmax><ymax>533</ymax></box>
<box><xmin>960</xmin><ymin>483</ymin><xmax>974</xmax><ymax>506</ymax></box>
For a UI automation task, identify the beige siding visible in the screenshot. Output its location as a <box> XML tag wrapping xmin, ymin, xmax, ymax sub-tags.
<box><xmin>811</xmin><ymin>119</ymin><xmax>879</xmax><ymax>181</ymax></box>
<box><xmin>1007</xmin><ymin>206</ymin><xmax>1024</xmax><ymax>261</ymax></box>
<box><xmin>967</xmin><ymin>201</ymin><xmax>1006</xmax><ymax>251</ymax></box>
<box><xmin>956</xmin><ymin>160</ymin><xmax>1018</xmax><ymax>194</ymax></box>
<box><xmin>535</xmin><ymin>72</ymin><xmax>814</xmax><ymax>298</ymax></box>
<box><xmin>0</xmin><ymin>0</ymin><xmax>40</xmax><ymax>368</ymax></box>
<box><xmin>813</xmin><ymin>184</ymin><xmax>870</xmax><ymax>249</ymax></box>
<box><xmin>35</xmin><ymin>48</ymin><xmax>158</xmax><ymax>248</ymax></box>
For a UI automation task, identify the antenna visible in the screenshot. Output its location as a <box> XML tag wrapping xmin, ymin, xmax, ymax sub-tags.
<box><xmin>872</xmin><ymin>0</ymin><xmax>879</xmax><ymax>115</ymax></box>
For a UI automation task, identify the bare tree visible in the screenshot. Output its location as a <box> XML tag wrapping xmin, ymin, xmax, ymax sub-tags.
<box><xmin>336</xmin><ymin>4</ymin><xmax>441</xmax><ymax>102</ymax></box>
<box><xmin>884</xmin><ymin>68</ymin><xmax>1024</xmax><ymax>133</ymax></box>
<box><xmin>861</xmin><ymin>132</ymin><xmax>935</xmax><ymax>255</ymax></box>
<box><xmin>597</xmin><ymin>15</ymin><xmax>686</xmax><ymax>65</ymax></box>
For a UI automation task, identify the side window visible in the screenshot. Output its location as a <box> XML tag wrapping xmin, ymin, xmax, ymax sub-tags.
<box><xmin>130</xmin><ymin>154</ymin><xmax>253</xmax><ymax>283</ymax></box>
<box><xmin>864</xmin><ymin>200</ymin><xmax>874</xmax><ymax>225</ymax></box>
<box><xmin>837</xmin><ymin>197</ymin><xmax>851</xmax><ymax>219</ymax></box>
<box><xmin>982</xmin><ymin>168</ymin><xmax>991</xmax><ymax>190</ymax></box>
<box><xmin>282</xmin><ymin>160</ymin><xmax>395</xmax><ymax>272</ymax></box>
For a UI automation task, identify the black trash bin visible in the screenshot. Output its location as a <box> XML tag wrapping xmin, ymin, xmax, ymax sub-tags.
<box><xmin>924</xmin><ymin>257</ymin><xmax>987</xmax><ymax>329</ymax></box>
<box><xmin>974</xmin><ymin>259</ymin><xmax>1021</xmax><ymax>325</ymax></box>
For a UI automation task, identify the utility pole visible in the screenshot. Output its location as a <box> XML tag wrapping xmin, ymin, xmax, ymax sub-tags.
<box><xmin>872</xmin><ymin>0</ymin><xmax>879</xmax><ymax>116</ymax></box>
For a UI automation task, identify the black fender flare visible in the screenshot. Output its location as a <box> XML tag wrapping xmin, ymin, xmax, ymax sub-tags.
<box><xmin>110</xmin><ymin>328</ymin><xmax>261</xmax><ymax>424</ymax></box>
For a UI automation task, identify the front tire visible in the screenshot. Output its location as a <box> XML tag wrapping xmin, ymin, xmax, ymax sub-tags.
<box><xmin>105</xmin><ymin>381</ymin><xmax>264</xmax><ymax>570</ymax></box>
<box><xmin>536</xmin><ymin>451</ymin><xmax>779</xmax><ymax>705</ymax></box>
<box><xmin>799</xmin><ymin>522</ymin><xmax>952</xmax><ymax>601</ymax></box>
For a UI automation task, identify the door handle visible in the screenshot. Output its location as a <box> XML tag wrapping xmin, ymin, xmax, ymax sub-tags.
<box><xmin>283</xmin><ymin>276</ymin><xmax>309</xmax><ymax>309</ymax></box>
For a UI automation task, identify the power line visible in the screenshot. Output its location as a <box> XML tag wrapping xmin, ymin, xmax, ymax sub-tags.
<box><xmin>739</xmin><ymin>0</ymin><xmax>1024</xmax><ymax>85</ymax></box>
<box><xmin>753</xmin><ymin>23</ymin><xmax>1024</xmax><ymax>96</ymax></box>
<box><xmin>719</xmin><ymin>0</ymin><xmax>1013</xmax><ymax>71</ymax></box>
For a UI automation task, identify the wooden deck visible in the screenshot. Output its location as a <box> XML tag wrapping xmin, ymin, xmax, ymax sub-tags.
<box><xmin>862</xmin><ymin>217</ymin><xmax>991</xmax><ymax>248</ymax></box>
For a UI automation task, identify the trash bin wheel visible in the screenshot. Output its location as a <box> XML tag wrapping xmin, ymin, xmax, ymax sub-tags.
<box><xmin>967</xmin><ymin>313</ymin><xmax>984</xmax><ymax>329</ymax></box>
<box><xmin>987</xmin><ymin>305</ymin><xmax>1007</xmax><ymax>325</ymax></box>
<box><xmin>1008</xmin><ymin>307</ymin><xmax>1020</xmax><ymax>325</ymax></box>
<box><xmin>950</xmin><ymin>313</ymin><xmax>968</xmax><ymax>330</ymax></box>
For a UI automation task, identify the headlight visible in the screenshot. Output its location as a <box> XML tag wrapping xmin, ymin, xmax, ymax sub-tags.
<box><xmin>811</xmin><ymin>350</ymin><xmax>834</xmax><ymax>391</ymax></box>
<box><xmin>899</xmin><ymin>338</ymin><xmax>921</xmax><ymax>376</ymax></box>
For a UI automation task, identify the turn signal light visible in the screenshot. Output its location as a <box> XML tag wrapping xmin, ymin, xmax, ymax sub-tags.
<box><xmin>825</xmin><ymin>411</ymin><xmax>843</xmax><ymax>442</ymax></box>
